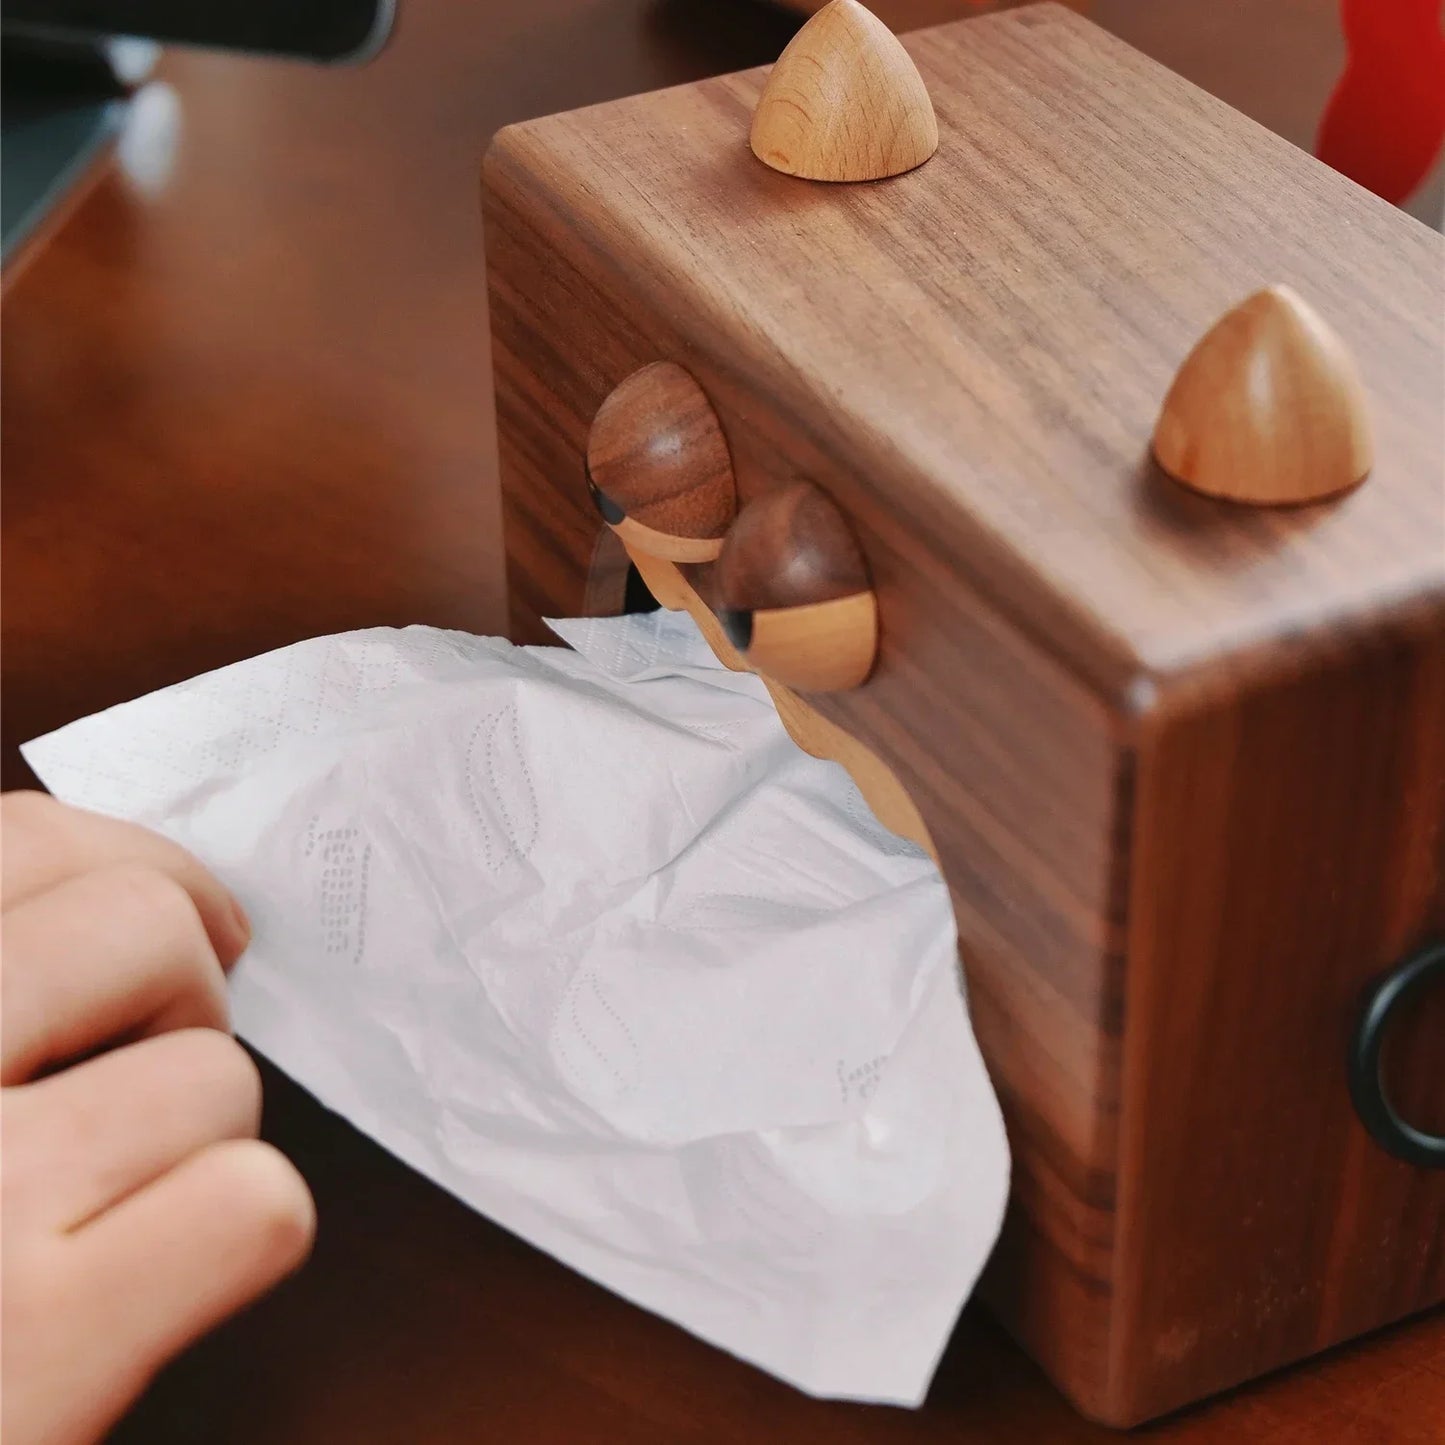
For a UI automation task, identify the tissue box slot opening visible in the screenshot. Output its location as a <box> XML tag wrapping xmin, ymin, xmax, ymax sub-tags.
<box><xmin>623</xmin><ymin>562</ymin><xmax>662</xmax><ymax>616</ymax></box>
<box><xmin>582</xmin><ymin>525</ymin><xmax>664</xmax><ymax>620</ymax></box>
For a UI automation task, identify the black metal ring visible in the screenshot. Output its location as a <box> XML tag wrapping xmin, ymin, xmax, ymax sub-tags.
<box><xmin>1348</xmin><ymin>941</ymin><xmax>1445</xmax><ymax>1169</ymax></box>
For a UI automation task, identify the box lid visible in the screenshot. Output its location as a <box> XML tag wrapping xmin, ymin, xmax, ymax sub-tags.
<box><xmin>488</xmin><ymin>4</ymin><xmax>1445</xmax><ymax>694</ymax></box>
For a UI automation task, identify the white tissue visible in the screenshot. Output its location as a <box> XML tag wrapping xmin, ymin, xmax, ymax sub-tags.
<box><xmin>22</xmin><ymin>609</ymin><xmax>1009</xmax><ymax>1405</ymax></box>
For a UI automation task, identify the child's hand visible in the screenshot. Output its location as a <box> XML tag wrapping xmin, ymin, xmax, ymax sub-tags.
<box><xmin>1</xmin><ymin>793</ymin><xmax>316</xmax><ymax>1445</ymax></box>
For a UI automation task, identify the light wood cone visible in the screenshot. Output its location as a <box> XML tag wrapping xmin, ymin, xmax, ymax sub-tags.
<box><xmin>750</xmin><ymin>0</ymin><xmax>938</xmax><ymax>182</ymax></box>
<box><xmin>1152</xmin><ymin>285</ymin><xmax>1373</xmax><ymax>505</ymax></box>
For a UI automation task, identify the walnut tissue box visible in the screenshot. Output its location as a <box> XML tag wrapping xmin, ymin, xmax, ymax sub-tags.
<box><xmin>481</xmin><ymin>2</ymin><xmax>1445</xmax><ymax>1426</ymax></box>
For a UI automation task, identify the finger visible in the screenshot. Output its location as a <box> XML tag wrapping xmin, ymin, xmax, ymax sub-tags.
<box><xmin>66</xmin><ymin>1139</ymin><xmax>315</xmax><ymax>1395</ymax></box>
<box><xmin>1</xmin><ymin>866</ymin><xmax>231</xmax><ymax>1084</ymax></box>
<box><xmin>9</xmin><ymin>1030</ymin><xmax>262</xmax><ymax>1229</ymax></box>
<box><xmin>0</xmin><ymin>792</ymin><xmax>249</xmax><ymax>966</ymax></box>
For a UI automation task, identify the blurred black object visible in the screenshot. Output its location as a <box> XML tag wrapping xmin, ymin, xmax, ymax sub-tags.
<box><xmin>3</xmin><ymin>0</ymin><xmax>393</xmax><ymax>65</ymax></box>
<box><xmin>1</xmin><ymin>1</ymin><xmax>394</xmax><ymax>265</ymax></box>
<box><xmin>1</xmin><ymin>34</ymin><xmax>127</xmax><ymax>264</ymax></box>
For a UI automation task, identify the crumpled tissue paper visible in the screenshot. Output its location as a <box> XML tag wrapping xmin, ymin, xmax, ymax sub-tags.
<box><xmin>22</xmin><ymin>608</ymin><xmax>1009</xmax><ymax>1405</ymax></box>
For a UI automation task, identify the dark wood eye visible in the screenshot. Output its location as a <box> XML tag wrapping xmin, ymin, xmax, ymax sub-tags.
<box><xmin>584</xmin><ymin>362</ymin><xmax>737</xmax><ymax>562</ymax></box>
<box><xmin>713</xmin><ymin>481</ymin><xmax>877</xmax><ymax>692</ymax></box>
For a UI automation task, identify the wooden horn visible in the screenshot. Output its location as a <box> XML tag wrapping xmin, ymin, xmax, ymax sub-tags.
<box><xmin>1152</xmin><ymin>285</ymin><xmax>1373</xmax><ymax>505</ymax></box>
<box><xmin>750</xmin><ymin>0</ymin><xmax>938</xmax><ymax>183</ymax></box>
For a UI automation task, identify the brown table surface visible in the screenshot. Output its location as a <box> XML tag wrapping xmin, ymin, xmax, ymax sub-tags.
<box><xmin>2</xmin><ymin>0</ymin><xmax>1441</xmax><ymax>1438</ymax></box>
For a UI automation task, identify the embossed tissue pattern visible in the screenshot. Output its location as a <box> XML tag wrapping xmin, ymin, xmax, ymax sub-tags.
<box><xmin>21</xmin><ymin>608</ymin><xmax>1010</xmax><ymax>1407</ymax></box>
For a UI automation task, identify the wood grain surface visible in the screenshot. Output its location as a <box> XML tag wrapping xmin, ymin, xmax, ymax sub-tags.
<box><xmin>494</xmin><ymin>3</ymin><xmax>1444</xmax><ymax>695</ymax></box>
<box><xmin>1118</xmin><ymin>598</ymin><xmax>1445</xmax><ymax>1420</ymax></box>
<box><xmin>486</xmin><ymin>2</ymin><xmax>1444</xmax><ymax>1424</ymax></box>
<box><xmin>4</xmin><ymin>0</ymin><xmax>1442</xmax><ymax>1437</ymax></box>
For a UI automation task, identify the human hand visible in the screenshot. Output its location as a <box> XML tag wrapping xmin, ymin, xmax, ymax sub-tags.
<box><xmin>1</xmin><ymin>792</ymin><xmax>316</xmax><ymax>1445</ymax></box>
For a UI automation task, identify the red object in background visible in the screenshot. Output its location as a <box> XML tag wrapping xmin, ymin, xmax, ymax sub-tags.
<box><xmin>1318</xmin><ymin>0</ymin><xmax>1445</xmax><ymax>204</ymax></box>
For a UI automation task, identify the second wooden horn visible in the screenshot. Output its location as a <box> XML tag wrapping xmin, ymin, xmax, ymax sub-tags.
<box><xmin>1152</xmin><ymin>285</ymin><xmax>1373</xmax><ymax>505</ymax></box>
<box><xmin>750</xmin><ymin>0</ymin><xmax>937</xmax><ymax>182</ymax></box>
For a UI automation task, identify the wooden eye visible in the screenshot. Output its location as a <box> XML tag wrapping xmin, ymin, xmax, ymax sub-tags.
<box><xmin>714</xmin><ymin>481</ymin><xmax>878</xmax><ymax>692</ymax></box>
<box><xmin>585</xmin><ymin>362</ymin><xmax>737</xmax><ymax>562</ymax></box>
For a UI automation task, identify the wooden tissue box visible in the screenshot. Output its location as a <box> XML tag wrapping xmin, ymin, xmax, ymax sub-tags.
<box><xmin>482</xmin><ymin>2</ymin><xmax>1444</xmax><ymax>1426</ymax></box>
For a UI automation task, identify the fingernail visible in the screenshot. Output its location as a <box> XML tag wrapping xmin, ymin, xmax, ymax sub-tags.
<box><xmin>230</xmin><ymin>894</ymin><xmax>253</xmax><ymax>949</ymax></box>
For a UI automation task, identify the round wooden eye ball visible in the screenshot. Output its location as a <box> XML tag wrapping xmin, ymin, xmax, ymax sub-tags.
<box><xmin>585</xmin><ymin>362</ymin><xmax>737</xmax><ymax>562</ymax></box>
<box><xmin>714</xmin><ymin>481</ymin><xmax>878</xmax><ymax>692</ymax></box>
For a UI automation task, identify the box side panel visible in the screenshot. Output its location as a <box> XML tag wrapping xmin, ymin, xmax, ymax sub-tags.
<box><xmin>485</xmin><ymin>137</ymin><xmax>1134</xmax><ymax>1416</ymax></box>
<box><xmin>1115</xmin><ymin>606</ymin><xmax>1445</xmax><ymax>1421</ymax></box>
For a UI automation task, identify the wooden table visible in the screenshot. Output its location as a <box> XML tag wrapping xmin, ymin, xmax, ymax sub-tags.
<box><xmin>2</xmin><ymin>0</ymin><xmax>1441</xmax><ymax>1437</ymax></box>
